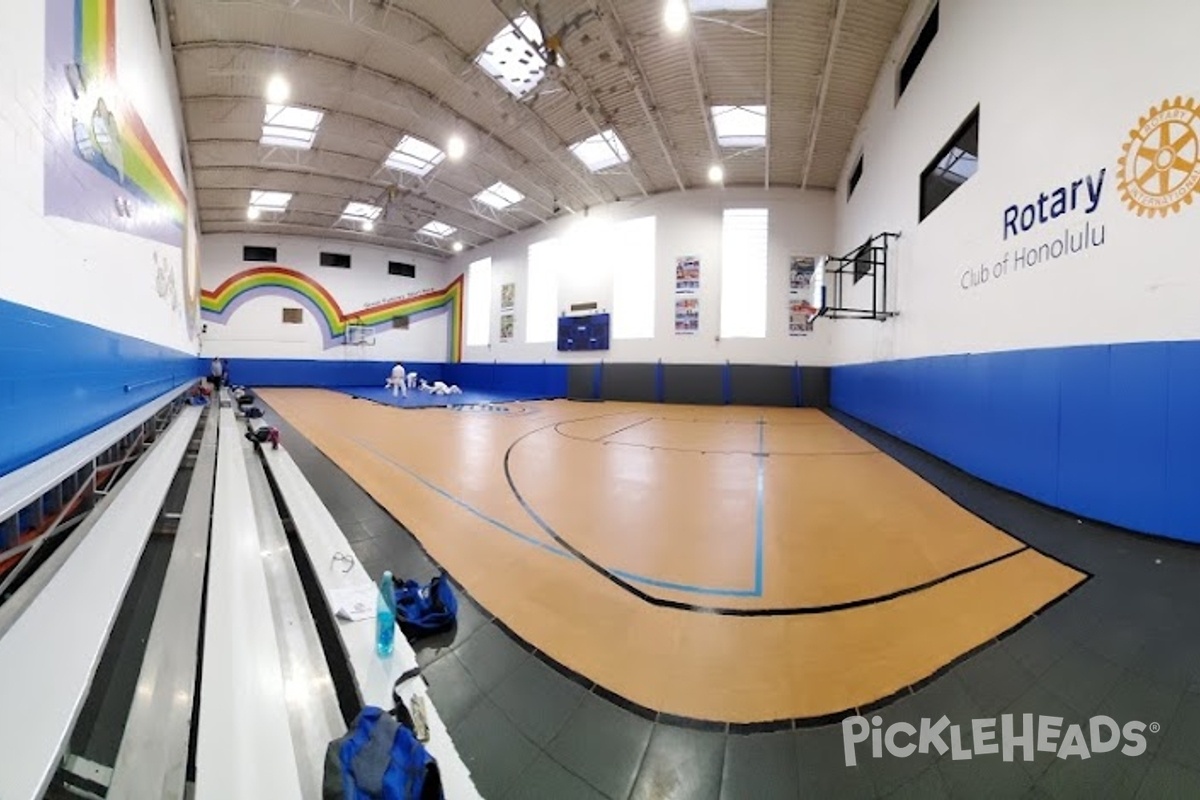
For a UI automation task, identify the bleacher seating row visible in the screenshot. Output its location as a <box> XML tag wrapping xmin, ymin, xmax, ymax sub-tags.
<box><xmin>0</xmin><ymin>387</ymin><xmax>480</xmax><ymax>798</ymax></box>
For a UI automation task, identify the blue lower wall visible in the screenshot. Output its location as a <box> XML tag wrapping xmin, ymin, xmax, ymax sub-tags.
<box><xmin>831</xmin><ymin>341</ymin><xmax>1200</xmax><ymax>543</ymax></box>
<box><xmin>222</xmin><ymin>359</ymin><xmax>572</xmax><ymax>398</ymax></box>
<box><xmin>0</xmin><ymin>298</ymin><xmax>201</xmax><ymax>477</ymax></box>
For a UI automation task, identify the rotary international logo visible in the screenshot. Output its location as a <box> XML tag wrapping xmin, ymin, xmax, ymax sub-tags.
<box><xmin>1117</xmin><ymin>96</ymin><xmax>1200</xmax><ymax>217</ymax></box>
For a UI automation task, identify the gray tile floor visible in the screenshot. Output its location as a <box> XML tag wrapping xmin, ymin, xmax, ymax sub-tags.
<box><xmin>265</xmin><ymin>404</ymin><xmax>1200</xmax><ymax>799</ymax></box>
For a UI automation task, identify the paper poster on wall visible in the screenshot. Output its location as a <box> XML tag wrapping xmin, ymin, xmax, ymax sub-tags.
<box><xmin>789</xmin><ymin>256</ymin><xmax>815</xmax><ymax>292</ymax></box>
<box><xmin>675</xmin><ymin>256</ymin><xmax>700</xmax><ymax>293</ymax></box>
<box><xmin>789</xmin><ymin>299</ymin><xmax>819</xmax><ymax>336</ymax></box>
<box><xmin>499</xmin><ymin>313</ymin><xmax>514</xmax><ymax>342</ymax></box>
<box><xmin>674</xmin><ymin>297</ymin><xmax>699</xmax><ymax>335</ymax></box>
<box><xmin>500</xmin><ymin>282</ymin><xmax>515</xmax><ymax>311</ymax></box>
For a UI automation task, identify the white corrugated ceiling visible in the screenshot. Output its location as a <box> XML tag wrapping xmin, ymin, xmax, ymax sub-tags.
<box><xmin>168</xmin><ymin>0</ymin><xmax>913</xmax><ymax>257</ymax></box>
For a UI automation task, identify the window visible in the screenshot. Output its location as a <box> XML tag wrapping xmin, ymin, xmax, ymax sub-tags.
<box><xmin>392</xmin><ymin>316</ymin><xmax>410</xmax><ymax>330</ymax></box>
<box><xmin>475</xmin><ymin>13</ymin><xmax>548</xmax><ymax>99</ymax></box>
<box><xmin>386</xmin><ymin>135</ymin><xmax>445</xmax><ymax>176</ymax></box>
<box><xmin>919</xmin><ymin>106</ymin><xmax>979</xmax><ymax>221</ymax></box>
<box><xmin>319</xmin><ymin>252</ymin><xmax>351</xmax><ymax>269</ymax></box>
<box><xmin>474</xmin><ymin>182</ymin><xmax>524</xmax><ymax>210</ymax></box>
<box><xmin>243</xmin><ymin>245</ymin><xmax>277</xmax><ymax>262</ymax></box>
<box><xmin>612</xmin><ymin>216</ymin><xmax>656</xmax><ymax>339</ymax></box>
<box><xmin>341</xmin><ymin>202</ymin><xmax>382</xmax><ymax>224</ymax></box>
<box><xmin>711</xmin><ymin>106</ymin><xmax>767</xmax><ymax>148</ymax></box>
<box><xmin>261</xmin><ymin>104</ymin><xmax>323</xmax><ymax>149</ymax></box>
<box><xmin>282</xmin><ymin>308</ymin><xmax>303</xmax><ymax>324</ymax></box>
<box><xmin>847</xmin><ymin>154</ymin><xmax>864</xmax><ymax>199</ymax></box>
<box><xmin>719</xmin><ymin>209</ymin><xmax>768</xmax><ymax>338</ymax></box>
<box><xmin>689</xmin><ymin>0</ymin><xmax>767</xmax><ymax>11</ymax></box>
<box><xmin>388</xmin><ymin>261</ymin><xmax>416</xmax><ymax>278</ymax></box>
<box><xmin>898</xmin><ymin>3</ymin><xmax>938</xmax><ymax>99</ymax></box>
<box><xmin>419</xmin><ymin>221</ymin><xmax>456</xmax><ymax>238</ymax></box>
<box><xmin>526</xmin><ymin>238</ymin><xmax>561</xmax><ymax>343</ymax></box>
<box><xmin>248</xmin><ymin>190</ymin><xmax>291</xmax><ymax>216</ymax></box>
<box><xmin>466</xmin><ymin>257</ymin><xmax>492</xmax><ymax>347</ymax></box>
<box><xmin>569</xmin><ymin>130</ymin><xmax>630</xmax><ymax>172</ymax></box>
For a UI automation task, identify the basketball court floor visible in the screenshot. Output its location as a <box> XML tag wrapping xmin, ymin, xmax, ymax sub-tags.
<box><xmin>245</xmin><ymin>390</ymin><xmax>1200</xmax><ymax>797</ymax></box>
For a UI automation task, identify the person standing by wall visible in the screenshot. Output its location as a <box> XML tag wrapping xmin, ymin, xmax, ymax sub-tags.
<box><xmin>209</xmin><ymin>357</ymin><xmax>224</xmax><ymax>391</ymax></box>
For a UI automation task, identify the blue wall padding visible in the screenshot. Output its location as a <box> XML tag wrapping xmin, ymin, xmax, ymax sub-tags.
<box><xmin>227</xmin><ymin>358</ymin><xmax>568</xmax><ymax>399</ymax></box>
<box><xmin>831</xmin><ymin>341</ymin><xmax>1200</xmax><ymax>543</ymax></box>
<box><xmin>0</xmin><ymin>297</ymin><xmax>200</xmax><ymax>477</ymax></box>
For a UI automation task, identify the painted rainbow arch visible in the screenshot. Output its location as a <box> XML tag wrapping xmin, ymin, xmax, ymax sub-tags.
<box><xmin>76</xmin><ymin>0</ymin><xmax>187</xmax><ymax>225</ymax></box>
<box><xmin>201</xmin><ymin>267</ymin><xmax>465</xmax><ymax>362</ymax></box>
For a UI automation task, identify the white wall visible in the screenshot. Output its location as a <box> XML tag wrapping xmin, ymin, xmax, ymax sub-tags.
<box><xmin>450</xmin><ymin>187</ymin><xmax>837</xmax><ymax>366</ymax></box>
<box><xmin>0</xmin><ymin>0</ymin><xmax>198</xmax><ymax>353</ymax></box>
<box><xmin>200</xmin><ymin>234</ymin><xmax>455</xmax><ymax>361</ymax></box>
<box><xmin>832</xmin><ymin>0</ymin><xmax>1200</xmax><ymax>365</ymax></box>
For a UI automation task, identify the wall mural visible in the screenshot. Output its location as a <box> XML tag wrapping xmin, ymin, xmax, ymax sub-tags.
<box><xmin>201</xmin><ymin>267</ymin><xmax>465</xmax><ymax>362</ymax></box>
<box><xmin>962</xmin><ymin>94</ymin><xmax>1200</xmax><ymax>294</ymax></box>
<box><xmin>45</xmin><ymin>0</ymin><xmax>187</xmax><ymax>246</ymax></box>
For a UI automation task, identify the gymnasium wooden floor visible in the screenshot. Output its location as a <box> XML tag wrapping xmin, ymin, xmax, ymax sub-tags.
<box><xmin>261</xmin><ymin>389</ymin><xmax>1086</xmax><ymax>724</ymax></box>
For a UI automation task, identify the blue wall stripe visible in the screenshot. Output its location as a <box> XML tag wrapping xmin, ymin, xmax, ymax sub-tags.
<box><xmin>0</xmin><ymin>298</ymin><xmax>200</xmax><ymax>477</ymax></box>
<box><xmin>831</xmin><ymin>341</ymin><xmax>1200</xmax><ymax>543</ymax></box>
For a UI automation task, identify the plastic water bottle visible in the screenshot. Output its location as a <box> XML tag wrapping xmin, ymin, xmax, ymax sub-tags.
<box><xmin>376</xmin><ymin>570</ymin><xmax>396</xmax><ymax>657</ymax></box>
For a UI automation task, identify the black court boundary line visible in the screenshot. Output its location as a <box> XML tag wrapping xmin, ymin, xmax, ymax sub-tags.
<box><xmin>555</xmin><ymin>422</ymin><xmax>877</xmax><ymax>457</ymax></box>
<box><xmin>260</xmin><ymin>394</ymin><xmax>1093</xmax><ymax>729</ymax></box>
<box><xmin>509</xmin><ymin>415</ymin><xmax>1038</xmax><ymax>616</ymax></box>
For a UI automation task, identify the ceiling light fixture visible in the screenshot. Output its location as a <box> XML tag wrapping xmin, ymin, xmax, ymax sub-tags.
<box><xmin>452</xmin><ymin>241</ymin><xmax>464</xmax><ymax>253</ymax></box>
<box><xmin>664</xmin><ymin>0</ymin><xmax>688</xmax><ymax>33</ymax></box>
<box><xmin>708</xmin><ymin>164</ymin><xmax>725</xmax><ymax>183</ymax></box>
<box><xmin>447</xmin><ymin>134</ymin><xmax>466</xmax><ymax>161</ymax></box>
<box><xmin>247</xmin><ymin>206</ymin><xmax>262</xmax><ymax>220</ymax></box>
<box><xmin>265</xmin><ymin>74</ymin><xmax>289</xmax><ymax>105</ymax></box>
<box><xmin>362</xmin><ymin>219</ymin><xmax>375</xmax><ymax>233</ymax></box>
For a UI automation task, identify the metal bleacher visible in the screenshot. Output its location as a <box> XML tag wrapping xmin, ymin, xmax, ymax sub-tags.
<box><xmin>0</xmin><ymin>386</ymin><xmax>480</xmax><ymax>799</ymax></box>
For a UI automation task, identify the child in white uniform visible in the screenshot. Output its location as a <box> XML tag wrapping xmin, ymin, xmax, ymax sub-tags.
<box><xmin>385</xmin><ymin>364</ymin><xmax>407</xmax><ymax>397</ymax></box>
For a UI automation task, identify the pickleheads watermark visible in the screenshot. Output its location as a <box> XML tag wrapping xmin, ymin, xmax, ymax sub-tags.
<box><xmin>842</xmin><ymin>714</ymin><xmax>1157</xmax><ymax>767</ymax></box>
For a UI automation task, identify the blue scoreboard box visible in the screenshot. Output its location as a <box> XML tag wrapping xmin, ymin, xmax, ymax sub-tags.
<box><xmin>557</xmin><ymin>312</ymin><xmax>610</xmax><ymax>351</ymax></box>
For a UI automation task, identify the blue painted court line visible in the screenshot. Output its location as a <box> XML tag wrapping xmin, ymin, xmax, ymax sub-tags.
<box><xmin>351</xmin><ymin>430</ymin><xmax>764</xmax><ymax>598</ymax></box>
<box><xmin>755</xmin><ymin>420</ymin><xmax>766</xmax><ymax>594</ymax></box>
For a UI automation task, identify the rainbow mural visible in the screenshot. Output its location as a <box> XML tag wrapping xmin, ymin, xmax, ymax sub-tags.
<box><xmin>201</xmin><ymin>267</ymin><xmax>465</xmax><ymax>362</ymax></box>
<box><xmin>45</xmin><ymin>0</ymin><xmax>186</xmax><ymax>246</ymax></box>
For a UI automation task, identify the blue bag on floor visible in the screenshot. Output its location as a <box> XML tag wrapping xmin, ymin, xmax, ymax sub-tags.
<box><xmin>394</xmin><ymin>572</ymin><xmax>457</xmax><ymax>638</ymax></box>
<box><xmin>323</xmin><ymin>672</ymin><xmax>443</xmax><ymax>800</ymax></box>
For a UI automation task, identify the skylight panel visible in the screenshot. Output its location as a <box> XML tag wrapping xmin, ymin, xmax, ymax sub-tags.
<box><xmin>419</xmin><ymin>221</ymin><xmax>456</xmax><ymax>238</ymax></box>
<box><xmin>261</xmin><ymin>104</ymin><xmax>323</xmax><ymax>149</ymax></box>
<box><xmin>475</xmin><ymin>13</ymin><xmax>548</xmax><ymax>98</ymax></box>
<box><xmin>341</xmin><ymin>202</ymin><xmax>382</xmax><ymax>222</ymax></box>
<box><xmin>386</xmin><ymin>135</ymin><xmax>445</xmax><ymax>176</ymax></box>
<box><xmin>248</xmin><ymin>190</ymin><xmax>291</xmax><ymax>212</ymax></box>
<box><xmin>712</xmin><ymin>105</ymin><xmax>766</xmax><ymax>148</ymax></box>
<box><xmin>569</xmin><ymin>130</ymin><xmax>630</xmax><ymax>172</ymax></box>
<box><xmin>474</xmin><ymin>181</ymin><xmax>525</xmax><ymax>210</ymax></box>
<box><xmin>689</xmin><ymin>0</ymin><xmax>768</xmax><ymax>11</ymax></box>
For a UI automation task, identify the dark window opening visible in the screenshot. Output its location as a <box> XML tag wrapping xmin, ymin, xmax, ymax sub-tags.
<box><xmin>388</xmin><ymin>261</ymin><xmax>416</xmax><ymax>278</ymax></box>
<box><xmin>919</xmin><ymin>106</ymin><xmax>979</xmax><ymax>222</ymax></box>
<box><xmin>847</xmin><ymin>154</ymin><xmax>864</xmax><ymax>200</ymax></box>
<box><xmin>898</xmin><ymin>3</ymin><xmax>938</xmax><ymax>99</ymax></box>
<box><xmin>392</xmin><ymin>316</ymin><xmax>410</xmax><ymax>330</ymax></box>
<box><xmin>243</xmin><ymin>245</ymin><xmax>277</xmax><ymax>262</ymax></box>
<box><xmin>320</xmin><ymin>252</ymin><xmax>351</xmax><ymax>269</ymax></box>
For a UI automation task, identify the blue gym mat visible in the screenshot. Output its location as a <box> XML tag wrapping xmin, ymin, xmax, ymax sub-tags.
<box><xmin>335</xmin><ymin>385</ymin><xmax>549</xmax><ymax>409</ymax></box>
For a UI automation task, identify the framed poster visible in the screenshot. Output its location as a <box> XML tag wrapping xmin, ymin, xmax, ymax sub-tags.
<box><xmin>499</xmin><ymin>313</ymin><xmax>514</xmax><ymax>342</ymax></box>
<box><xmin>500</xmin><ymin>282</ymin><xmax>515</xmax><ymax>311</ymax></box>
<box><xmin>789</xmin><ymin>256</ymin><xmax>815</xmax><ymax>292</ymax></box>
<box><xmin>674</xmin><ymin>297</ymin><xmax>699</xmax><ymax>335</ymax></box>
<box><xmin>675</xmin><ymin>256</ymin><xmax>700</xmax><ymax>293</ymax></box>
